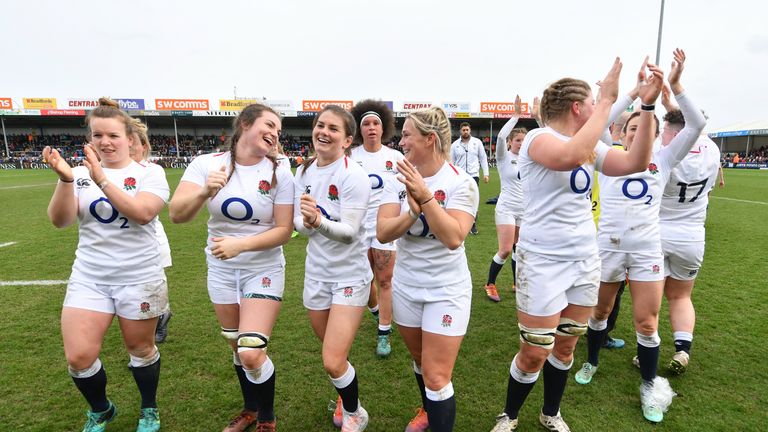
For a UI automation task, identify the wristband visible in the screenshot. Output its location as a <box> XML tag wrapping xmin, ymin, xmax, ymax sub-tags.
<box><xmin>641</xmin><ymin>104</ymin><xmax>655</xmax><ymax>112</ymax></box>
<box><xmin>408</xmin><ymin>209</ymin><xmax>419</xmax><ymax>220</ymax></box>
<box><xmin>97</xmin><ymin>179</ymin><xmax>109</xmax><ymax>190</ymax></box>
<box><xmin>59</xmin><ymin>177</ymin><xmax>74</xmax><ymax>183</ymax></box>
<box><xmin>419</xmin><ymin>196</ymin><xmax>434</xmax><ymax>206</ymax></box>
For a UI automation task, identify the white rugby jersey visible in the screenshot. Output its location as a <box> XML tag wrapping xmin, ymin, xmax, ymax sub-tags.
<box><xmin>276</xmin><ymin>154</ymin><xmax>291</xmax><ymax>172</ymax></box>
<box><xmin>144</xmin><ymin>161</ymin><xmax>172</xmax><ymax>267</ymax></box>
<box><xmin>381</xmin><ymin>162</ymin><xmax>479</xmax><ymax>287</ymax></box>
<box><xmin>349</xmin><ymin>144</ymin><xmax>406</xmax><ymax>229</ymax></box>
<box><xmin>517</xmin><ymin>127</ymin><xmax>611</xmax><ymax>260</ymax></box>
<box><xmin>598</xmin><ymin>92</ymin><xmax>705</xmax><ymax>252</ymax></box>
<box><xmin>495</xmin><ymin>116</ymin><xmax>523</xmax><ymax>213</ymax></box>
<box><xmin>294</xmin><ymin>156</ymin><xmax>372</xmax><ymax>283</ymax></box>
<box><xmin>660</xmin><ymin>135</ymin><xmax>721</xmax><ymax>242</ymax></box>
<box><xmin>69</xmin><ymin>161</ymin><xmax>169</xmax><ymax>284</ymax></box>
<box><xmin>180</xmin><ymin>152</ymin><xmax>294</xmax><ymax>269</ymax></box>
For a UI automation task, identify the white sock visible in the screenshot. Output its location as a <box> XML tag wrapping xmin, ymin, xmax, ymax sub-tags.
<box><xmin>425</xmin><ymin>382</ymin><xmax>454</xmax><ymax>401</ymax></box>
<box><xmin>329</xmin><ymin>362</ymin><xmax>355</xmax><ymax>388</ymax></box>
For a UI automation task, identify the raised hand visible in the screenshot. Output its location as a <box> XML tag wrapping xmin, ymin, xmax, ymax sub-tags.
<box><xmin>661</xmin><ymin>84</ymin><xmax>678</xmax><ymax>111</ymax></box>
<box><xmin>630</xmin><ymin>56</ymin><xmax>649</xmax><ymax>99</ymax></box>
<box><xmin>396</xmin><ymin>158</ymin><xmax>432</xmax><ymax>204</ymax></box>
<box><xmin>300</xmin><ymin>193</ymin><xmax>320</xmax><ymax>229</ymax></box>
<box><xmin>83</xmin><ymin>144</ymin><xmax>106</xmax><ymax>184</ymax></box>
<box><xmin>596</xmin><ymin>57</ymin><xmax>623</xmax><ymax>105</ymax></box>
<box><xmin>202</xmin><ymin>165</ymin><xmax>228</xmax><ymax>198</ymax></box>
<box><xmin>638</xmin><ymin>63</ymin><xmax>664</xmax><ymax>105</ymax></box>
<box><xmin>669</xmin><ymin>48</ymin><xmax>686</xmax><ymax>94</ymax></box>
<box><xmin>532</xmin><ymin>96</ymin><xmax>541</xmax><ymax>123</ymax></box>
<box><xmin>43</xmin><ymin>146</ymin><xmax>74</xmax><ymax>182</ymax></box>
<box><xmin>514</xmin><ymin>95</ymin><xmax>522</xmax><ymax>116</ymax></box>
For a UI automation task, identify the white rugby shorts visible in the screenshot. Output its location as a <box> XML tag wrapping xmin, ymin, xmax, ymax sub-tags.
<box><xmin>64</xmin><ymin>278</ymin><xmax>169</xmax><ymax>320</ymax></box>
<box><xmin>515</xmin><ymin>248</ymin><xmax>600</xmax><ymax>316</ymax></box>
<box><xmin>392</xmin><ymin>279</ymin><xmax>472</xmax><ymax>336</ymax></box>
<box><xmin>662</xmin><ymin>238</ymin><xmax>705</xmax><ymax>281</ymax></box>
<box><xmin>207</xmin><ymin>265</ymin><xmax>285</xmax><ymax>304</ymax></box>
<box><xmin>599</xmin><ymin>250</ymin><xmax>665</xmax><ymax>282</ymax></box>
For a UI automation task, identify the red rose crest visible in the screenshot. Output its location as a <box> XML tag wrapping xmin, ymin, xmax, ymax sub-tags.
<box><xmin>123</xmin><ymin>177</ymin><xmax>137</xmax><ymax>191</ymax></box>
<box><xmin>441</xmin><ymin>314</ymin><xmax>453</xmax><ymax>327</ymax></box>
<box><xmin>648</xmin><ymin>163</ymin><xmax>659</xmax><ymax>174</ymax></box>
<box><xmin>140</xmin><ymin>302</ymin><xmax>150</xmax><ymax>313</ymax></box>
<box><xmin>328</xmin><ymin>184</ymin><xmax>340</xmax><ymax>201</ymax></box>
<box><xmin>434</xmin><ymin>190</ymin><xmax>447</xmax><ymax>206</ymax></box>
<box><xmin>258</xmin><ymin>180</ymin><xmax>271</xmax><ymax>195</ymax></box>
<box><xmin>343</xmin><ymin>287</ymin><xmax>353</xmax><ymax>297</ymax></box>
<box><xmin>652</xmin><ymin>264</ymin><xmax>660</xmax><ymax>274</ymax></box>
<box><xmin>385</xmin><ymin>160</ymin><xmax>394</xmax><ymax>171</ymax></box>
<box><xmin>261</xmin><ymin>277</ymin><xmax>271</xmax><ymax>288</ymax></box>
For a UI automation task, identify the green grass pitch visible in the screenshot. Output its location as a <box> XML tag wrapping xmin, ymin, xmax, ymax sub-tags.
<box><xmin>0</xmin><ymin>167</ymin><xmax>766</xmax><ymax>431</ymax></box>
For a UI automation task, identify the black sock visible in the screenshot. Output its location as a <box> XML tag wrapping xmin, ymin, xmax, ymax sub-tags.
<box><xmin>130</xmin><ymin>357</ymin><xmax>160</xmax><ymax>409</ymax></box>
<box><xmin>414</xmin><ymin>371</ymin><xmax>428</xmax><ymax>408</ymax></box>
<box><xmin>425</xmin><ymin>396</ymin><xmax>456</xmax><ymax>432</ymax></box>
<box><xmin>377</xmin><ymin>327</ymin><xmax>391</xmax><ymax>336</ymax></box>
<box><xmin>510</xmin><ymin>249</ymin><xmax>517</xmax><ymax>283</ymax></box>
<box><xmin>587</xmin><ymin>327</ymin><xmax>607</xmax><ymax>366</ymax></box>
<box><xmin>503</xmin><ymin>375</ymin><xmax>536</xmax><ymax>419</ymax></box>
<box><xmin>371</xmin><ymin>309</ymin><xmax>380</xmax><ymax>319</ymax></box>
<box><xmin>336</xmin><ymin>373</ymin><xmax>359</xmax><ymax>413</ymax></box>
<box><xmin>606</xmin><ymin>281</ymin><xmax>625</xmax><ymax>333</ymax></box>
<box><xmin>72</xmin><ymin>365</ymin><xmax>110</xmax><ymax>413</ymax></box>
<box><xmin>487</xmin><ymin>259</ymin><xmax>504</xmax><ymax>285</ymax></box>
<box><xmin>637</xmin><ymin>344</ymin><xmax>659</xmax><ymax>382</ymax></box>
<box><xmin>542</xmin><ymin>358</ymin><xmax>569</xmax><ymax>417</ymax></box>
<box><xmin>255</xmin><ymin>370</ymin><xmax>276</xmax><ymax>421</ymax></box>
<box><xmin>674</xmin><ymin>339</ymin><xmax>692</xmax><ymax>354</ymax></box>
<box><xmin>234</xmin><ymin>365</ymin><xmax>260</xmax><ymax>412</ymax></box>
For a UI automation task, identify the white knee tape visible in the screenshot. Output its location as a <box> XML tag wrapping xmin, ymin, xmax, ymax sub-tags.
<box><xmin>221</xmin><ymin>327</ymin><xmax>239</xmax><ymax>342</ymax></box>
<box><xmin>518</xmin><ymin>323</ymin><xmax>556</xmax><ymax>349</ymax></box>
<box><xmin>556</xmin><ymin>318</ymin><xmax>588</xmax><ymax>337</ymax></box>
<box><xmin>237</xmin><ymin>332</ymin><xmax>269</xmax><ymax>352</ymax></box>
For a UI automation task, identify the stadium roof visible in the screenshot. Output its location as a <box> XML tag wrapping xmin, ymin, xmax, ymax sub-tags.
<box><xmin>708</xmin><ymin>120</ymin><xmax>768</xmax><ymax>138</ymax></box>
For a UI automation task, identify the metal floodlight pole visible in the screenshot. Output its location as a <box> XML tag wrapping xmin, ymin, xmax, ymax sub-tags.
<box><xmin>173</xmin><ymin>117</ymin><xmax>180</xmax><ymax>158</ymax></box>
<box><xmin>1</xmin><ymin>117</ymin><xmax>9</xmax><ymax>158</ymax></box>
<box><xmin>655</xmin><ymin>0</ymin><xmax>666</xmax><ymax>65</ymax></box>
<box><xmin>489</xmin><ymin>120</ymin><xmax>494</xmax><ymax>162</ymax></box>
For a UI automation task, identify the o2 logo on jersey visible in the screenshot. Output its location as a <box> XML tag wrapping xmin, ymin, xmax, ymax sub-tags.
<box><xmin>221</xmin><ymin>197</ymin><xmax>261</xmax><ymax>224</ymax></box>
<box><xmin>89</xmin><ymin>197</ymin><xmax>129</xmax><ymax>229</ymax></box>
<box><xmin>315</xmin><ymin>205</ymin><xmax>340</xmax><ymax>223</ymax></box>
<box><xmin>622</xmin><ymin>178</ymin><xmax>653</xmax><ymax>205</ymax></box>
<box><xmin>406</xmin><ymin>213</ymin><xmax>435</xmax><ymax>239</ymax></box>
<box><xmin>569</xmin><ymin>167</ymin><xmax>591</xmax><ymax>197</ymax></box>
<box><xmin>369</xmin><ymin>174</ymin><xmax>384</xmax><ymax>190</ymax></box>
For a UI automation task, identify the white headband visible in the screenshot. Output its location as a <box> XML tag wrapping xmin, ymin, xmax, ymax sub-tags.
<box><xmin>360</xmin><ymin>111</ymin><xmax>382</xmax><ymax>127</ymax></box>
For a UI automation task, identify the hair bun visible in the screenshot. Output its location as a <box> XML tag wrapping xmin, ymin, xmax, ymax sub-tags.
<box><xmin>98</xmin><ymin>97</ymin><xmax>120</xmax><ymax>108</ymax></box>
